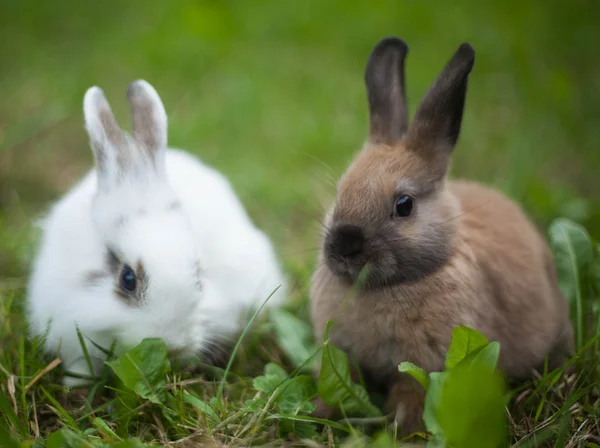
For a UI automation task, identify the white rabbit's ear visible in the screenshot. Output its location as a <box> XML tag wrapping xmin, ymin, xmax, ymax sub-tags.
<box><xmin>84</xmin><ymin>82</ymin><xmax>168</xmax><ymax>189</ymax></box>
<box><xmin>127</xmin><ymin>80</ymin><xmax>167</xmax><ymax>154</ymax></box>
<box><xmin>83</xmin><ymin>86</ymin><xmax>126</xmax><ymax>174</ymax></box>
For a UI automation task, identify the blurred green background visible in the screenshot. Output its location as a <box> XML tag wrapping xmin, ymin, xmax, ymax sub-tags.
<box><xmin>1</xmin><ymin>0</ymin><xmax>599</xmax><ymax>282</ymax></box>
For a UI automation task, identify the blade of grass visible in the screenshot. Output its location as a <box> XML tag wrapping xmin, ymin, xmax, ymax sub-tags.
<box><xmin>92</xmin><ymin>417</ymin><xmax>122</xmax><ymax>441</ymax></box>
<box><xmin>0</xmin><ymin>391</ymin><xmax>27</xmax><ymax>435</ymax></box>
<box><xmin>39</xmin><ymin>385</ymin><xmax>77</xmax><ymax>429</ymax></box>
<box><xmin>24</xmin><ymin>357</ymin><xmax>62</xmax><ymax>393</ymax></box>
<box><xmin>76</xmin><ymin>326</ymin><xmax>96</xmax><ymax>379</ymax></box>
<box><xmin>215</xmin><ymin>285</ymin><xmax>282</xmax><ymax>406</ymax></box>
<box><xmin>19</xmin><ymin>335</ymin><xmax>27</xmax><ymax>419</ymax></box>
<box><xmin>267</xmin><ymin>414</ymin><xmax>352</xmax><ymax>433</ymax></box>
<box><xmin>75</xmin><ymin>400</ymin><xmax>115</xmax><ymax>424</ymax></box>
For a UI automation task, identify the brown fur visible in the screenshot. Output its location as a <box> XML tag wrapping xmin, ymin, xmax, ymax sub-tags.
<box><xmin>310</xmin><ymin>37</ymin><xmax>573</xmax><ymax>433</ymax></box>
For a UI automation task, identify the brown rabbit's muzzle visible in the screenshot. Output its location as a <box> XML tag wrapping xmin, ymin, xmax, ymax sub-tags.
<box><xmin>324</xmin><ymin>221</ymin><xmax>398</xmax><ymax>288</ymax></box>
<box><xmin>325</xmin><ymin>223</ymin><xmax>368</xmax><ymax>279</ymax></box>
<box><xmin>324</xmin><ymin>217</ymin><xmax>452</xmax><ymax>289</ymax></box>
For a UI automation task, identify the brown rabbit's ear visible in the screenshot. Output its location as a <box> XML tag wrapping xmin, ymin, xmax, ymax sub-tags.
<box><xmin>364</xmin><ymin>37</ymin><xmax>409</xmax><ymax>145</ymax></box>
<box><xmin>406</xmin><ymin>43</ymin><xmax>475</xmax><ymax>154</ymax></box>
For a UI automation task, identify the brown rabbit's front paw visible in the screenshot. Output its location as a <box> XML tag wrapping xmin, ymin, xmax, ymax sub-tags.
<box><xmin>393</xmin><ymin>405</ymin><xmax>425</xmax><ymax>435</ymax></box>
<box><xmin>387</xmin><ymin>378</ymin><xmax>426</xmax><ymax>435</ymax></box>
<box><xmin>310</xmin><ymin>396</ymin><xmax>338</xmax><ymax>420</ymax></box>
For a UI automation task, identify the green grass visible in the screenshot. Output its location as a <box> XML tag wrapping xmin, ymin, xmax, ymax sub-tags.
<box><xmin>1</xmin><ymin>0</ymin><xmax>600</xmax><ymax>446</ymax></box>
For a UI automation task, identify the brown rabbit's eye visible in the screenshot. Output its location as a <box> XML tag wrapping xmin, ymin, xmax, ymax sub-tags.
<box><xmin>120</xmin><ymin>265</ymin><xmax>137</xmax><ymax>292</ymax></box>
<box><xmin>394</xmin><ymin>195</ymin><xmax>413</xmax><ymax>217</ymax></box>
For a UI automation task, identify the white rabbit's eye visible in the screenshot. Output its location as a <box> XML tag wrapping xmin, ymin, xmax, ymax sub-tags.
<box><xmin>120</xmin><ymin>265</ymin><xmax>137</xmax><ymax>292</ymax></box>
<box><xmin>394</xmin><ymin>195</ymin><xmax>413</xmax><ymax>218</ymax></box>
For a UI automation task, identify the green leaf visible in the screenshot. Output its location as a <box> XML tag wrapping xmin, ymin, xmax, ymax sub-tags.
<box><xmin>436</xmin><ymin>363</ymin><xmax>508</xmax><ymax>448</ymax></box>
<box><xmin>253</xmin><ymin>362</ymin><xmax>287</xmax><ymax>394</ymax></box>
<box><xmin>549</xmin><ymin>218</ymin><xmax>594</xmax><ymax>299</ymax></box>
<box><xmin>278</xmin><ymin>418</ymin><xmax>319</xmax><ymax>439</ymax></box>
<box><xmin>548</xmin><ymin>218</ymin><xmax>594</xmax><ymax>351</ymax></box>
<box><xmin>106</xmin><ymin>338</ymin><xmax>171</xmax><ymax>404</ymax></box>
<box><xmin>271</xmin><ymin>308</ymin><xmax>317</xmax><ymax>371</ymax></box>
<box><xmin>56</xmin><ymin>428</ymin><xmax>95</xmax><ymax>447</ymax></box>
<box><xmin>264</xmin><ymin>362</ymin><xmax>288</xmax><ymax>379</ymax></box>
<box><xmin>398</xmin><ymin>361</ymin><xmax>430</xmax><ymax>391</ymax></box>
<box><xmin>183</xmin><ymin>393</ymin><xmax>221</xmax><ymax>423</ymax></box>
<box><xmin>593</xmin><ymin>244</ymin><xmax>600</xmax><ymax>291</ymax></box>
<box><xmin>369</xmin><ymin>431</ymin><xmax>399</xmax><ymax>448</ymax></box>
<box><xmin>0</xmin><ymin>426</ymin><xmax>20</xmax><ymax>448</ymax></box>
<box><xmin>45</xmin><ymin>429</ymin><xmax>66</xmax><ymax>448</ymax></box>
<box><xmin>423</xmin><ymin>371</ymin><xmax>447</xmax><ymax>437</ymax></box>
<box><xmin>318</xmin><ymin>340</ymin><xmax>380</xmax><ymax>417</ymax></box>
<box><xmin>251</xmin><ymin>363</ymin><xmax>316</xmax><ymax>415</ymax></box>
<box><xmin>459</xmin><ymin>341</ymin><xmax>501</xmax><ymax>370</ymax></box>
<box><xmin>444</xmin><ymin>326</ymin><xmax>489</xmax><ymax>370</ymax></box>
<box><xmin>278</xmin><ymin>375</ymin><xmax>317</xmax><ymax>414</ymax></box>
<box><xmin>111</xmin><ymin>440</ymin><xmax>152</xmax><ymax>448</ymax></box>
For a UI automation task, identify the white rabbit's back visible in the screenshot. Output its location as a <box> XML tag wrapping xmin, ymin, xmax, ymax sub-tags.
<box><xmin>164</xmin><ymin>149</ymin><xmax>287</xmax><ymax>307</ymax></box>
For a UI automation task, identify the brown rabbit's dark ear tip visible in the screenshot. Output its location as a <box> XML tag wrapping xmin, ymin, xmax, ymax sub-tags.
<box><xmin>454</xmin><ymin>43</ymin><xmax>476</xmax><ymax>69</ymax></box>
<box><xmin>370</xmin><ymin>37</ymin><xmax>409</xmax><ymax>58</ymax></box>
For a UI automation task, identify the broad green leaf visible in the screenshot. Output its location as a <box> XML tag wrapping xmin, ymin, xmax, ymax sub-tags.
<box><xmin>45</xmin><ymin>429</ymin><xmax>66</xmax><ymax>448</ymax></box>
<box><xmin>278</xmin><ymin>418</ymin><xmax>319</xmax><ymax>439</ymax></box>
<box><xmin>252</xmin><ymin>362</ymin><xmax>287</xmax><ymax>400</ymax></box>
<box><xmin>423</xmin><ymin>371</ymin><xmax>447</xmax><ymax>437</ymax></box>
<box><xmin>278</xmin><ymin>375</ymin><xmax>317</xmax><ymax>414</ymax></box>
<box><xmin>591</xmin><ymin>244</ymin><xmax>600</xmax><ymax>311</ymax></box>
<box><xmin>271</xmin><ymin>309</ymin><xmax>317</xmax><ymax>370</ymax></box>
<box><xmin>249</xmin><ymin>363</ymin><xmax>316</xmax><ymax>415</ymax></box>
<box><xmin>458</xmin><ymin>341</ymin><xmax>501</xmax><ymax>370</ymax></box>
<box><xmin>111</xmin><ymin>440</ymin><xmax>152</xmax><ymax>448</ymax></box>
<box><xmin>57</xmin><ymin>428</ymin><xmax>95</xmax><ymax>447</ymax></box>
<box><xmin>437</xmin><ymin>363</ymin><xmax>508</xmax><ymax>448</ymax></box>
<box><xmin>252</xmin><ymin>374</ymin><xmax>281</xmax><ymax>395</ymax></box>
<box><xmin>0</xmin><ymin>426</ymin><xmax>19</xmax><ymax>448</ymax></box>
<box><xmin>183</xmin><ymin>393</ymin><xmax>221</xmax><ymax>423</ymax></box>
<box><xmin>445</xmin><ymin>326</ymin><xmax>489</xmax><ymax>370</ymax></box>
<box><xmin>548</xmin><ymin>218</ymin><xmax>594</xmax><ymax>351</ymax></box>
<box><xmin>548</xmin><ymin>218</ymin><xmax>594</xmax><ymax>299</ymax></box>
<box><xmin>318</xmin><ymin>341</ymin><xmax>380</xmax><ymax>417</ymax></box>
<box><xmin>264</xmin><ymin>362</ymin><xmax>288</xmax><ymax>379</ymax></box>
<box><xmin>106</xmin><ymin>338</ymin><xmax>171</xmax><ymax>404</ymax></box>
<box><xmin>369</xmin><ymin>431</ymin><xmax>399</xmax><ymax>448</ymax></box>
<box><xmin>426</xmin><ymin>435</ymin><xmax>446</xmax><ymax>448</ymax></box>
<box><xmin>398</xmin><ymin>361</ymin><xmax>430</xmax><ymax>391</ymax></box>
<box><xmin>243</xmin><ymin>395</ymin><xmax>265</xmax><ymax>412</ymax></box>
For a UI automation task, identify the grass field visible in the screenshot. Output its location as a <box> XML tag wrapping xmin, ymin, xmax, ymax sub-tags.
<box><xmin>1</xmin><ymin>0</ymin><xmax>599</xmax><ymax>446</ymax></box>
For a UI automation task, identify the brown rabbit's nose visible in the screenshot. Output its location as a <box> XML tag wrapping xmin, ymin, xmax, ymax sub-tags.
<box><xmin>329</xmin><ymin>224</ymin><xmax>365</xmax><ymax>259</ymax></box>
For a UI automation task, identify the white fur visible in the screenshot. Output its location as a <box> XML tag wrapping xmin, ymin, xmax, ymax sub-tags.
<box><xmin>27</xmin><ymin>81</ymin><xmax>287</xmax><ymax>386</ymax></box>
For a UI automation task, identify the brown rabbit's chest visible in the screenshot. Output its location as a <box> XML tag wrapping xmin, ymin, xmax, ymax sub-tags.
<box><xmin>311</xmin><ymin>268</ymin><xmax>476</xmax><ymax>385</ymax></box>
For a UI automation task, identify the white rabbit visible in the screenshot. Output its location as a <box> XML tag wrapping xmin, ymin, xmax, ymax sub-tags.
<box><xmin>27</xmin><ymin>80</ymin><xmax>287</xmax><ymax>386</ymax></box>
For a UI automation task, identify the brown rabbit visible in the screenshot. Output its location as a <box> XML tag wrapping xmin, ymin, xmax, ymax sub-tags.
<box><xmin>310</xmin><ymin>37</ymin><xmax>573</xmax><ymax>433</ymax></box>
